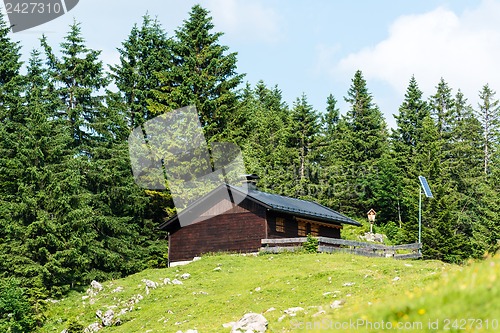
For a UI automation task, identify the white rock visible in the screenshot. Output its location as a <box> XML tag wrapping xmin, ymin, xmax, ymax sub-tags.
<box><xmin>284</xmin><ymin>307</ymin><xmax>304</xmax><ymax>315</ymax></box>
<box><xmin>264</xmin><ymin>307</ymin><xmax>276</xmax><ymax>313</ymax></box>
<box><xmin>83</xmin><ymin>322</ymin><xmax>102</xmax><ymax>333</ymax></box>
<box><xmin>172</xmin><ymin>279</ymin><xmax>183</xmax><ymax>285</ymax></box>
<box><xmin>213</xmin><ymin>267</ymin><xmax>221</xmax><ymax>271</ymax></box>
<box><xmin>141</xmin><ymin>279</ymin><xmax>158</xmax><ymax>289</ymax></box>
<box><xmin>90</xmin><ymin>280</ymin><xmax>103</xmax><ymax>291</ymax></box>
<box><xmin>343</xmin><ymin>282</ymin><xmax>355</xmax><ymax>287</ymax></box>
<box><xmin>112</xmin><ymin>286</ymin><xmax>123</xmax><ymax>293</ymax></box>
<box><xmin>163</xmin><ymin>278</ymin><xmax>172</xmax><ymax>285</ymax></box>
<box><xmin>405</xmin><ymin>263</ymin><xmax>413</xmax><ymax>267</ymax></box>
<box><xmin>255</xmin><ymin>287</ymin><xmax>261</xmax><ymax>292</ymax></box>
<box><xmin>278</xmin><ymin>315</ymin><xmax>286</xmax><ymax>322</ymax></box>
<box><xmin>82</xmin><ymin>295</ymin><xmax>89</xmax><ymax>300</ymax></box>
<box><xmin>181</xmin><ymin>273</ymin><xmax>191</xmax><ymax>279</ymax></box>
<box><xmin>313</xmin><ymin>310</ymin><xmax>326</xmax><ymax>317</ymax></box>
<box><xmin>393</xmin><ymin>276</ymin><xmax>400</xmax><ymax>281</ymax></box>
<box><xmin>193</xmin><ymin>256</ymin><xmax>202</xmax><ymax>261</ymax></box>
<box><xmin>102</xmin><ymin>309</ymin><xmax>114</xmax><ymax>327</ymax></box>
<box><xmin>231</xmin><ymin>313</ymin><xmax>268</xmax><ymax>333</ymax></box>
<box><xmin>330</xmin><ymin>300</ymin><xmax>345</xmax><ymax>309</ymax></box>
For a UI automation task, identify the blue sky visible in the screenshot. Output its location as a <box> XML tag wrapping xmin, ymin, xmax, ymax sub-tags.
<box><xmin>3</xmin><ymin>0</ymin><xmax>498</xmax><ymax>128</ymax></box>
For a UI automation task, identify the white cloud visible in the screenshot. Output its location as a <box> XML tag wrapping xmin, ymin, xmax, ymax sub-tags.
<box><xmin>205</xmin><ymin>0</ymin><xmax>283</xmax><ymax>43</ymax></box>
<box><xmin>334</xmin><ymin>0</ymin><xmax>500</xmax><ymax>105</ymax></box>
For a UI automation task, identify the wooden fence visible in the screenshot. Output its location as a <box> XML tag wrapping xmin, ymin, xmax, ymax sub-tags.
<box><xmin>260</xmin><ymin>237</ymin><xmax>422</xmax><ymax>260</ymax></box>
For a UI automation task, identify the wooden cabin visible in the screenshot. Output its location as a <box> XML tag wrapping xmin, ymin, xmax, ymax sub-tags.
<box><xmin>159</xmin><ymin>183</ymin><xmax>361</xmax><ymax>263</ymax></box>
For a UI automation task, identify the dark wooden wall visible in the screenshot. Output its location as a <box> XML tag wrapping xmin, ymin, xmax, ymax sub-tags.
<box><xmin>169</xmin><ymin>199</ymin><xmax>267</xmax><ymax>262</ymax></box>
<box><xmin>267</xmin><ymin>212</ymin><xmax>342</xmax><ymax>239</ymax></box>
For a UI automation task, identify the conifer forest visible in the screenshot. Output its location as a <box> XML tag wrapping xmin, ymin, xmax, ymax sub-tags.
<box><xmin>1</xmin><ymin>5</ymin><xmax>500</xmax><ymax>330</ymax></box>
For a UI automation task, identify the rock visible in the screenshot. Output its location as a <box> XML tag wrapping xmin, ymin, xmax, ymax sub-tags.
<box><xmin>83</xmin><ymin>322</ymin><xmax>102</xmax><ymax>333</ymax></box>
<box><xmin>163</xmin><ymin>278</ymin><xmax>172</xmax><ymax>285</ymax></box>
<box><xmin>82</xmin><ymin>295</ymin><xmax>89</xmax><ymax>300</ymax></box>
<box><xmin>112</xmin><ymin>286</ymin><xmax>123</xmax><ymax>293</ymax></box>
<box><xmin>231</xmin><ymin>313</ymin><xmax>268</xmax><ymax>333</ymax></box>
<box><xmin>172</xmin><ymin>279</ymin><xmax>183</xmax><ymax>285</ymax></box>
<box><xmin>278</xmin><ymin>315</ymin><xmax>286</xmax><ymax>322</ymax></box>
<box><xmin>361</xmin><ymin>232</ymin><xmax>384</xmax><ymax>243</ymax></box>
<box><xmin>313</xmin><ymin>310</ymin><xmax>326</xmax><ymax>317</ymax></box>
<box><xmin>141</xmin><ymin>279</ymin><xmax>158</xmax><ymax>289</ymax></box>
<box><xmin>284</xmin><ymin>307</ymin><xmax>304</xmax><ymax>316</ymax></box>
<box><xmin>61</xmin><ymin>330</ymin><xmax>68</xmax><ymax>333</ymax></box>
<box><xmin>181</xmin><ymin>273</ymin><xmax>191</xmax><ymax>279</ymax></box>
<box><xmin>343</xmin><ymin>282</ymin><xmax>355</xmax><ymax>287</ymax></box>
<box><xmin>330</xmin><ymin>300</ymin><xmax>345</xmax><ymax>309</ymax></box>
<box><xmin>264</xmin><ymin>307</ymin><xmax>276</xmax><ymax>313</ymax></box>
<box><xmin>90</xmin><ymin>280</ymin><xmax>103</xmax><ymax>291</ymax></box>
<box><xmin>255</xmin><ymin>287</ymin><xmax>261</xmax><ymax>292</ymax></box>
<box><xmin>393</xmin><ymin>276</ymin><xmax>400</xmax><ymax>281</ymax></box>
<box><xmin>193</xmin><ymin>256</ymin><xmax>202</xmax><ymax>261</ymax></box>
<box><xmin>223</xmin><ymin>322</ymin><xmax>236</xmax><ymax>328</ymax></box>
<box><xmin>213</xmin><ymin>267</ymin><xmax>221</xmax><ymax>272</ymax></box>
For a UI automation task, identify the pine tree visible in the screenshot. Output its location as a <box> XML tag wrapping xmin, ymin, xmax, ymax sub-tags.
<box><xmin>334</xmin><ymin>70</ymin><xmax>388</xmax><ymax>215</ymax></box>
<box><xmin>150</xmin><ymin>4</ymin><xmax>244</xmax><ymax>141</ymax></box>
<box><xmin>429</xmin><ymin>78</ymin><xmax>454</xmax><ymax>141</ymax></box>
<box><xmin>285</xmin><ymin>94</ymin><xmax>321</xmax><ymax>198</ymax></box>
<box><xmin>238</xmin><ymin>81</ymin><xmax>291</xmax><ymax>194</ymax></box>
<box><xmin>110</xmin><ymin>14</ymin><xmax>172</xmax><ymax>130</ymax></box>
<box><xmin>39</xmin><ymin>22</ymin><xmax>164</xmax><ymax>291</ymax></box>
<box><xmin>476</xmin><ymin>84</ymin><xmax>500</xmax><ymax>175</ymax></box>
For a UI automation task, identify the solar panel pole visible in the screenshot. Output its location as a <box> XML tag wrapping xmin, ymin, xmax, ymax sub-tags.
<box><xmin>418</xmin><ymin>187</ymin><xmax>422</xmax><ymax>254</ymax></box>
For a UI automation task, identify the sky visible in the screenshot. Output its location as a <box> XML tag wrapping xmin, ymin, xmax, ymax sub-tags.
<box><xmin>2</xmin><ymin>0</ymin><xmax>499</xmax><ymax>128</ymax></box>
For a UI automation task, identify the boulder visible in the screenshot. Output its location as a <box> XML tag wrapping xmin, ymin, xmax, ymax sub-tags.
<box><xmin>231</xmin><ymin>313</ymin><xmax>268</xmax><ymax>333</ymax></box>
<box><xmin>90</xmin><ymin>280</ymin><xmax>103</xmax><ymax>291</ymax></box>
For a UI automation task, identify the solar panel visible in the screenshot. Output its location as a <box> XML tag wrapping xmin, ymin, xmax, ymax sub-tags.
<box><xmin>418</xmin><ymin>176</ymin><xmax>434</xmax><ymax>198</ymax></box>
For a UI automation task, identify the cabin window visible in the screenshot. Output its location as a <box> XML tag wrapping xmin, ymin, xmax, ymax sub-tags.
<box><xmin>276</xmin><ymin>217</ymin><xmax>285</xmax><ymax>233</ymax></box>
<box><xmin>298</xmin><ymin>221</ymin><xmax>307</xmax><ymax>236</ymax></box>
<box><xmin>310</xmin><ymin>224</ymin><xmax>319</xmax><ymax>236</ymax></box>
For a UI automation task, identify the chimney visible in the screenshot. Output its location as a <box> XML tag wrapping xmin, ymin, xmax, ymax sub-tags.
<box><xmin>242</xmin><ymin>174</ymin><xmax>259</xmax><ymax>191</ymax></box>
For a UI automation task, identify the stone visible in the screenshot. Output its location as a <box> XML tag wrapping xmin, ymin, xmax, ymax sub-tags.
<box><xmin>90</xmin><ymin>280</ymin><xmax>103</xmax><ymax>291</ymax></box>
<box><xmin>112</xmin><ymin>286</ymin><xmax>123</xmax><ymax>293</ymax></box>
<box><xmin>181</xmin><ymin>273</ymin><xmax>191</xmax><ymax>279</ymax></box>
<box><xmin>284</xmin><ymin>307</ymin><xmax>304</xmax><ymax>315</ymax></box>
<box><xmin>393</xmin><ymin>276</ymin><xmax>400</xmax><ymax>281</ymax></box>
<box><xmin>141</xmin><ymin>279</ymin><xmax>158</xmax><ymax>289</ymax></box>
<box><xmin>330</xmin><ymin>300</ymin><xmax>345</xmax><ymax>309</ymax></box>
<box><xmin>213</xmin><ymin>267</ymin><xmax>221</xmax><ymax>271</ymax></box>
<box><xmin>83</xmin><ymin>322</ymin><xmax>102</xmax><ymax>333</ymax></box>
<box><xmin>163</xmin><ymin>278</ymin><xmax>172</xmax><ymax>285</ymax></box>
<box><xmin>343</xmin><ymin>282</ymin><xmax>355</xmax><ymax>287</ymax></box>
<box><xmin>172</xmin><ymin>279</ymin><xmax>183</xmax><ymax>285</ymax></box>
<box><xmin>231</xmin><ymin>313</ymin><xmax>268</xmax><ymax>333</ymax></box>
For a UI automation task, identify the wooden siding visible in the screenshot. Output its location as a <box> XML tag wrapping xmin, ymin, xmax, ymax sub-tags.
<box><xmin>267</xmin><ymin>212</ymin><xmax>342</xmax><ymax>239</ymax></box>
<box><xmin>169</xmin><ymin>199</ymin><xmax>266</xmax><ymax>262</ymax></box>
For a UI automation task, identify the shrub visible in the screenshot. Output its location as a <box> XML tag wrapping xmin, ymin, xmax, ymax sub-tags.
<box><xmin>0</xmin><ymin>278</ymin><xmax>37</xmax><ymax>333</ymax></box>
<box><xmin>303</xmin><ymin>234</ymin><xmax>319</xmax><ymax>253</ymax></box>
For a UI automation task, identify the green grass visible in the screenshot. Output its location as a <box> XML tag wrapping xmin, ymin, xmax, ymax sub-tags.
<box><xmin>39</xmin><ymin>252</ymin><xmax>500</xmax><ymax>332</ymax></box>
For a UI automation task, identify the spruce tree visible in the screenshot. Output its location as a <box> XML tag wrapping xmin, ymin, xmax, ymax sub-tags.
<box><xmin>286</xmin><ymin>94</ymin><xmax>321</xmax><ymax>198</ymax></box>
<box><xmin>429</xmin><ymin>78</ymin><xmax>454</xmax><ymax>141</ymax></box>
<box><xmin>110</xmin><ymin>14</ymin><xmax>172</xmax><ymax>130</ymax></box>
<box><xmin>150</xmin><ymin>4</ymin><xmax>244</xmax><ymax>141</ymax></box>
<box><xmin>476</xmin><ymin>84</ymin><xmax>500</xmax><ymax>175</ymax></box>
<box><xmin>334</xmin><ymin>70</ymin><xmax>388</xmax><ymax>215</ymax></box>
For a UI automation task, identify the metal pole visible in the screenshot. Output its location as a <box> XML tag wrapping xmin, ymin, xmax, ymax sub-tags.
<box><xmin>418</xmin><ymin>187</ymin><xmax>422</xmax><ymax>254</ymax></box>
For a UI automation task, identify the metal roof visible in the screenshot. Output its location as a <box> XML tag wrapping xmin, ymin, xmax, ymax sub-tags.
<box><xmin>232</xmin><ymin>185</ymin><xmax>361</xmax><ymax>226</ymax></box>
<box><xmin>159</xmin><ymin>184</ymin><xmax>361</xmax><ymax>230</ymax></box>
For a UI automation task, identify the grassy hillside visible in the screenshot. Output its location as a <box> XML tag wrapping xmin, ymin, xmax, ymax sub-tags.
<box><xmin>40</xmin><ymin>252</ymin><xmax>500</xmax><ymax>332</ymax></box>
